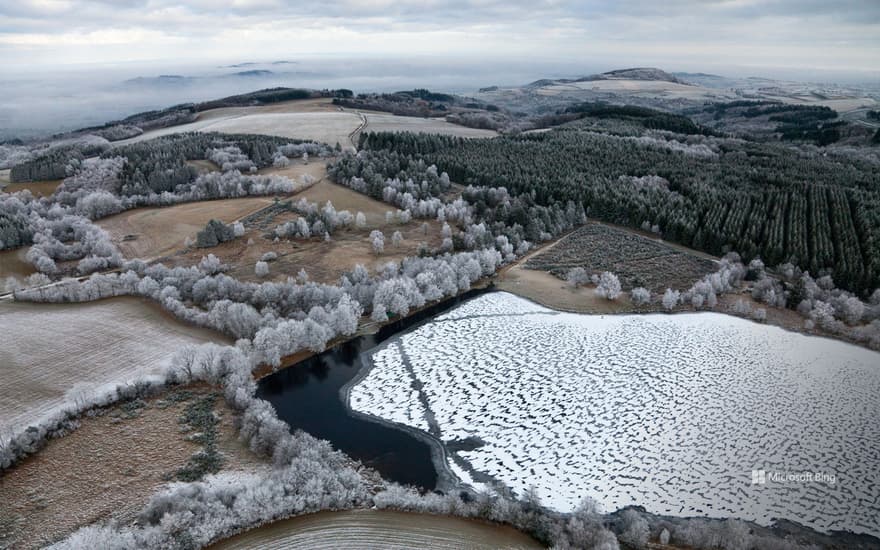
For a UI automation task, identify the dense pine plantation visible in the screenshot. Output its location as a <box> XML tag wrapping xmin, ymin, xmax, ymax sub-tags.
<box><xmin>360</xmin><ymin>129</ymin><xmax>880</xmax><ymax>294</ymax></box>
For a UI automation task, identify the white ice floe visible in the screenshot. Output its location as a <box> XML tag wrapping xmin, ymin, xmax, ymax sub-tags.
<box><xmin>349</xmin><ymin>342</ymin><xmax>430</xmax><ymax>433</ymax></box>
<box><xmin>350</xmin><ymin>292</ymin><xmax>880</xmax><ymax>536</ymax></box>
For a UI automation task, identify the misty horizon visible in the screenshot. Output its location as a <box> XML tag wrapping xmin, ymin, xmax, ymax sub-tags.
<box><xmin>2</xmin><ymin>55</ymin><xmax>879</xmax><ymax>141</ymax></box>
<box><xmin>3</xmin><ymin>0</ymin><xmax>878</xmax><ymax>140</ymax></box>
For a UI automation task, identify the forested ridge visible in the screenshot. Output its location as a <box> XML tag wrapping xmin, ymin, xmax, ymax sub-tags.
<box><xmin>360</xmin><ymin>129</ymin><xmax>880</xmax><ymax>294</ymax></box>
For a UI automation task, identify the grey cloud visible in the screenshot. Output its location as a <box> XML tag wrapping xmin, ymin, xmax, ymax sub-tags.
<box><xmin>3</xmin><ymin>0</ymin><xmax>880</xmax><ymax>32</ymax></box>
<box><xmin>0</xmin><ymin>0</ymin><xmax>877</xmax><ymax>71</ymax></box>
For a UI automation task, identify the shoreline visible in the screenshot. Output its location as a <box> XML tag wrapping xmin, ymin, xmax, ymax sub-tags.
<box><xmin>496</xmin><ymin>266</ymin><xmax>879</xmax><ymax>352</ymax></box>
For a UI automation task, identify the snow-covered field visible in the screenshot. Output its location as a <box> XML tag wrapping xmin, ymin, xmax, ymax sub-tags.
<box><xmin>110</xmin><ymin>103</ymin><xmax>496</xmax><ymax>150</ymax></box>
<box><xmin>116</xmin><ymin>111</ymin><xmax>362</xmax><ymax>149</ymax></box>
<box><xmin>0</xmin><ymin>298</ymin><xmax>228</xmax><ymax>438</ymax></box>
<box><xmin>349</xmin><ymin>292</ymin><xmax>880</xmax><ymax>536</ymax></box>
<box><xmin>537</xmin><ymin>79</ymin><xmax>736</xmax><ymax>100</ymax></box>
<box><xmin>363</xmin><ymin>113</ymin><xmax>497</xmax><ymax>138</ymax></box>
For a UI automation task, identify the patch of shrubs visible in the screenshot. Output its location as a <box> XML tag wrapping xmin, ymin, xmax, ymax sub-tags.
<box><xmin>171</xmin><ymin>393</ymin><xmax>224</xmax><ymax>482</ymax></box>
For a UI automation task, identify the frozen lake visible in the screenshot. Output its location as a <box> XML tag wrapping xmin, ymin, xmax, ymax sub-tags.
<box><xmin>349</xmin><ymin>292</ymin><xmax>880</xmax><ymax>536</ymax></box>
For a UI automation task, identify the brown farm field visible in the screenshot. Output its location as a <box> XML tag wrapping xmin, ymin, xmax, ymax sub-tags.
<box><xmin>256</xmin><ymin>160</ymin><xmax>331</xmax><ymax>184</ymax></box>
<box><xmin>98</xmin><ymin>161</ymin><xmax>329</xmax><ymax>261</ymax></box>
<box><xmin>498</xmin><ymin>262</ymin><xmax>638</xmax><ymax>314</ymax></box>
<box><xmin>0</xmin><ymin>297</ymin><xmax>229</xmax><ymax>438</ymax></box>
<box><xmin>97</xmin><ymin>196</ymin><xmax>276</xmax><ymax>260</ymax></box>
<box><xmin>294</xmin><ymin>179</ymin><xmax>393</xmax><ymax>226</ymax></box>
<box><xmin>165</xmin><ymin>191</ymin><xmax>444</xmax><ymax>284</ymax></box>
<box><xmin>524</xmin><ymin>222</ymin><xmax>717</xmax><ymax>293</ymax></box>
<box><xmin>0</xmin><ymin>178</ymin><xmax>63</xmax><ymax>197</ymax></box>
<box><xmin>186</xmin><ymin>159</ymin><xmax>221</xmax><ymax>173</ymax></box>
<box><xmin>0</xmin><ymin>247</ymin><xmax>35</xmax><ymax>281</ymax></box>
<box><xmin>211</xmin><ymin>509</ymin><xmax>542</xmax><ymax>550</ymax></box>
<box><xmin>136</xmin><ymin>178</ymin><xmax>442</xmax><ymax>284</ymax></box>
<box><xmin>0</xmin><ymin>384</ymin><xmax>265</xmax><ymax>550</ymax></box>
<box><xmin>2</xmin><ymin>163</ymin><xmax>63</xmax><ymax>196</ymax></box>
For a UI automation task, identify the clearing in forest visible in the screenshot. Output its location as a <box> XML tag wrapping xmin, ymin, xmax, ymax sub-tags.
<box><xmin>163</xmin><ymin>181</ymin><xmax>444</xmax><ymax>284</ymax></box>
<box><xmin>362</xmin><ymin>113</ymin><xmax>498</xmax><ymax>138</ymax></box>
<box><xmin>525</xmin><ymin>222</ymin><xmax>716</xmax><ymax>293</ymax></box>
<box><xmin>97</xmin><ymin>196</ymin><xmax>276</xmax><ymax>260</ymax></box>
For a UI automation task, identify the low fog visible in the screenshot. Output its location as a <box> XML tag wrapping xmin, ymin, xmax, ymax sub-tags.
<box><xmin>3</xmin><ymin>56</ymin><xmax>878</xmax><ymax>142</ymax></box>
<box><xmin>0</xmin><ymin>57</ymin><xmax>587</xmax><ymax>141</ymax></box>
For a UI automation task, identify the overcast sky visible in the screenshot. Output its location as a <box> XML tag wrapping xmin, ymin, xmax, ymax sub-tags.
<box><xmin>2</xmin><ymin>0</ymin><xmax>879</xmax><ymax>76</ymax></box>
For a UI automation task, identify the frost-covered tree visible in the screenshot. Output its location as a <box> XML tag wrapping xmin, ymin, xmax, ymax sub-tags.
<box><xmin>355</xmin><ymin>212</ymin><xmax>367</xmax><ymax>229</ymax></box>
<box><xmin>566</xmin><ymin>267</ymin><xmax>589</xmax><ymax>288</ymax></box>
<box><xmin>391</xmin><ymin>230</ymin><xmax>403</xmax><ymax>248</ymax></box>
<box><xmin>594</xmin><ymin>271</ymin><xmax>622</xmax><ymax>300</ymax></box>
<box><xmin>840</xmin><ymin>296</ymin><xmax>865</xmax><ymax>325</ymax></box>
<box><xmin>198</xmin><ymin>254</ymin><xmax>225</xmax><ymax>274</ymax></box>
<box><xmin>732</xmin><ymin>299</ymin><xmax>752</xmax><ymax>315</ymax></box>
<box><xmin>254</xmin><ymin>261</ymin><xmax>269</xmax><ymax>277</ymax></box>
<box><xmin>662</xmin><ymin>288</ymin><xmax>680</xmax><ymax>311</ymax></box>
<box><xmin>631</xmin><ymin>287</ymin><xmax>651</xmax><ymax>306</ymax></box>
<box><xmin>618</xmin><ymin>509</ymin><xmax>649</xmax><ymax>549</ymax></box>
<box><xmin>370</xmin><ymin>230</ymin><xmax>384</xmax><ymax>255</ymax></box>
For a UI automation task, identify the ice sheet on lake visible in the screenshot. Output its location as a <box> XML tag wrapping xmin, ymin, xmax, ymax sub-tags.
<box><xmin>349</xmin><ymin>342</ymin><xmax>430</xmax><ymax>433</ymax></box>
<box><xmin>434</xmin><ymin>291</ymin><xmax>554</xmax><ymax>321</ymax></box>
<box><xmin>350</xmin><ymin>292</ymin><xmax>880</xmax><ymax>536</ymax></box>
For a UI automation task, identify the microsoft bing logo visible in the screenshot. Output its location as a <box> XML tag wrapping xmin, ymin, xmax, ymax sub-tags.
<box><xmin>751</xmin><ymin>469</ymin><xmax>766</xmax><ymax>485</ymax></box>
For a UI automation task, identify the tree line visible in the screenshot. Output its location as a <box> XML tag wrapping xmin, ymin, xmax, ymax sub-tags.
<box><xmin>358</xmin><ymin>129</ymin><xmax>880</xmax><ymax>295</ymax></box>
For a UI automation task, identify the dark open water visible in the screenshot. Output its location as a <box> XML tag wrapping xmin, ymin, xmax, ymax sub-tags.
<box><xmin>257</xmin><ymin>287</ymin><xmax>490</xmax><ymax>490</ymax></box>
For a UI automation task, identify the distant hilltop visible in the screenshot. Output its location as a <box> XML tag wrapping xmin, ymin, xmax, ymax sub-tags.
<box><xmin>231</xmin><ymin>70</ymin><xmax>274</xmax><ymax>77</ymax></box>
<box><xmin>123</xmin><ymin>74</ymin><xmax>190</xmax><ymax>86</ymax></box>
<box><xmin>526</xmin><ymin>67</ymin><xmax>688</xmax><ymax>89</ymax></box>
<box><xmin>579</xmin><ymin>67</ymin><xmax>685</xmax><ymax>83</ymax></box>
<box><xmin>673</xmin><ymin>71</ymin><xmax>723</xmax><ymax>79</ymax></box>
<box><xmin>124</xmin><ymin>70</ymin><xmax>276</xmax><ymax>87</ymax></box>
